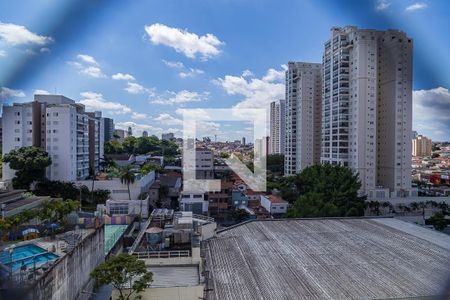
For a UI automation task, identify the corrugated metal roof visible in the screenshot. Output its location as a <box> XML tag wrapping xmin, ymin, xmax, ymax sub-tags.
<box><xmin>204</xmin><ymin>218</ymin><xmax>450</xmax><ymax>300</ymax></box>
<box><xmin>149</xmin><ymin>266</ymin><xmax>199</xmax><ymax>288</ymax></box>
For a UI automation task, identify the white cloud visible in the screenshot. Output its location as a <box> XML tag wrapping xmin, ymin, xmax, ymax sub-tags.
<box><xmin>34</xmin><ymin>89</ymin><xmax>50</xmax><ymax>95</ymax></box>
<box><xmin>80</xmin><ymin>66</ymin><xmax>106</xmax><ymax>78</ymax></box>
<box><xmin>162</xmin><ymin>59</ymin><xmax>184</xmax><ymax>69</ymax></box>
<box><xmin>0</xmin><ymin>87</ymin><xmax>26</xmax><ymax>99</ymax></box>
<box><xmin>214</xmin><ymin>65</ymin><xmax>285</xmax><ymax>109</ymax></box>
<box><xmin>179</xmin><ymin>68</ymin><xmax>204</xmax><ymax>78</ymax></box>
<box><xmin>375</xmin><ymin>0</ymin><xmax>390</xmax><ymax>11</ymax></box>
<box><xmin>131</xmin><ymin>112</ymin><xmax>148</xmax><ymax>120</ymax></box>
<box><xmin>40</xmin><ymin>47</ymin><xmax>50</xmax><ymax>53</ymax></box>
<box><xmin>115</xmin><ymin>121</ymin><xmax>164</xmax><ymax>137</ymax></box>
<box><xmin>125</xmin><ymin>82</ymin><xmax>146</xmax><ymax>94</ymax></box>
<box><xmin>413</xmin><ymin>87</ymin><xmax>450</xmax><ymax>141</ymax></box>
<box><xmin>154</xmin><ymin>113</ymin><xmax>183</xmax><ymax>126</ymax></box>
<box><xmin>79</xmin><ymin>91</ymin><xmax>132</xmax><ymax>114</ymax></box>
<box><xmin>77</xmin><ymin>54</ymin><xmax>99</xmax><ymax>66</ymax></box>
<box><xmin>69</xmin><ymin>54</ymin><xmax>105</xmax><ymax>78</ymax></box>
<box><xmin>112</xmin><ymin>73</ymin><xmax>135</xmax><ymax>81</ymax></box>
<box><xmin>0</xmin><ymin>22</ymin><xmax>53</xmax><ymax>46</ymax></box>
<box><xmin>0</xmin><ymin>50</ymin><xmax>6</xmax><ymax>57</ymax></box>
<box><xmin>145</xmin><ymin>23</ymin><xmax>224</xmax><ymax>60</ymax></box>
<box><xmin>242</xmin><ymin>69</ymin><xmax>254</xmax><ymax>78</ymax></box>
<box><xmin>151</xmin><ymin>90</ymin><xmax>209</xmax><ymax>105</ymax></box>
<box><xmin>405</xmin><ymin>2</ymin><xmax>427</xmax><ymax>11</ymax></box>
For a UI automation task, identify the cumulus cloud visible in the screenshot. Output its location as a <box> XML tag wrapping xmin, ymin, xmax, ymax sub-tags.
<box><xmin>405</xmin><ymin>2</ymin><xmax>427</xmax><ymax>11</ymax></box>
<box><xmin>125</xmin><ymin>82</ymin><xmax>146</xmax><ymax>94</ymax></box>
<box><xmin>214</xmin><ymin>65</ymin><xmax>285</xmax><ymax>109</ymax></box>
<box><xmin>154</xmin><ymin>113</ymin><xmax>183</xmax><ymax>126</ymax></box>
<box><xmin>112</xmin><ymin>73</ymin><xmax>135</xmax><ymax>81</ymax></box>
<box><xmin>151</xmin><ymin>90</ymin><xmax>209</xmax><ymax>105</ymax></box>
<box><xmin>0</xmin><ymin>22</ymin><xmax>53</xmax><ymax>45</ymax></box>
<box><xmin>0</xmin><ymin>50</ymin><xmax>6</xmax><ymax>57</ymax></box>
<box><xmin>131</xmin><ymin>112</ymin><xmax>148</xmax><ymax>120</ymax></box>
<box><xmin>375</xmin><ymin>0</ymin><xmax>390</xmax><ymax>11</ymax></box>
<box><xmin>413</xmin><ymin>87</ymin><xmax>450</xmax><ymax>141</ymax></box>
<box><xmin>242</xmin><ymin>69</ymin><xmax>254</xmax><ymax>78</ymax></box>
<box><xmin>79</xmin><ymin>91</ymin><xmax>131</xmax><ymax>114</ymax></box>
<box><xmin>179</xmin><ymin>68</ymin><xmax>204</xmax><ymax>78</ymax></box>
<box><xmin>0</xmin><ymin>87</ymin><xmax>26</xmax><ymax>99</ymax></box>
<box><xmin>162</xmin><ymin>59</ymin><xmax>184</xmax><ymax>69</ymax></box>
<box><xmin>34</xmin><ymin>89</ymin><xmax>50</xmax><ymax>95</ymax></box>
<box><xmin>69</xmin><ymin>54</ymin><xmax>105</xmax><ymax>78</ymax></box>
<box><xmin>145</xmin><ymin>23</ymin><xmax>224</xmax><ymax>60</ymax></box>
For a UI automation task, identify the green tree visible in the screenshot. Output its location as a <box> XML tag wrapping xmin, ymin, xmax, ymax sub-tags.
<box><xmin>231</xmin><ymin>208</ymin><xmax>250</xmax><ymax>223</ymax></box>
<box><xmin>123</xmin><ymin>136</ymin><xmax>137</xmax><ymax>154</ymax></box>
<box><xmin>3</xmin><ymin>146</ymin><xmax>52</xmax><ymax>189</ymax></box>
<box><xmin>105</xmin><ymin>140</ymin><xmax>124</xmax><ymax>154</ymax></box>
<box><xmin>431</xmin><ymin>153</ymin><xmax>440</xmax><ymax>158</ymax></box>
<box><xmin>120</xmin><ymin>165</ymin><xmax>136</xmax><ymax>200</ymax></box>
<box><xmin>285</xmin><ymin>164</ymin><xmax>365</xmax><ymax>218</ymax></box>
<box><xmin>266</xmin><ymin>154</ymin><xmax>284</xmax><ymax>175</ymax></box>
<box><xmin>428</xmin><ymin>212</ymin><xmax>447</xmax><ymax>231</ymax></box>
<box><xmin>90</xmin><ymin>253</ymin><xmax>153</xmax><ymax>300</ymax></box>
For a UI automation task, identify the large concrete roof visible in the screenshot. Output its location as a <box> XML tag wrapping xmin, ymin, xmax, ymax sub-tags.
<box><xmin>204</xmin><ymin>218</ymin><xmax>450</xmax><ymax>300</ymax></box>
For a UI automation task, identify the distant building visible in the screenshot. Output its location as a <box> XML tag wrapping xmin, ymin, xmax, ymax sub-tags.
<box><xmin>285</xmin><ymin>62</ymin><xmax>322</xmax><ymax>175</ymax></box>
<box><xmin>142</xmin><ymin>130</ymin><xmax>148</xmax><ymax>137</ymax></box>
<box><xmin>114</xmin><ymin>129</ymin><xmax>127</xmax><ymax>143</ymax></box>
<box><xmin>412</xmin><ymin>130</ymin><xmax>418</xmax><ymax>139</ymax></box>
<box><xmin>127</xmin><ymin>126</ymin><xmax>133</xmax><ymax>137</ymax></box>
<box><xmin>260</xmin><ymin>194</ymin><xmax>288</xmax><ymax>215</ymax></box>
<box><xmin>162</xmin><ymin>132</ymin><xmax>175</xmax><ymax>141</ymax></box>
<box><xmin>87</xmin><ymin>111</ymin><xmax>105</xmax><ymax>173</ymax></box>
<box><xmin>103</xmin><ymin>117</ymin><xmax>114</xmax><ymax>141</ymax></box>
<box><xmin>269</xmin><ymin>99</ymin><xmax>285</xmax><ymax>155</ymax></box>
<box><xmin>241</xmin><ymin>137</ymin><xmax>246</xmax><ymax>146</ymax></box>
<box><xmin>412</xmin><ymin>135</ymin><xmax>432</xmax><ymax>157</ymax></box>
<box><xmin>179</xmin><ymin>191</ymin><xmax>208</xmax><ymax>214</ymax></box>
<box><xmin>195</xmin><ymin>147</ymin><xmax>214</xmax><ymax>179</ymax></box>
<box><xmin>0</xmin><ymin>117</ymin><xmax>2</xmax><ymax>153</ymax></box>
<box><xmin>2</xmin><ymin>94</ymin><xmax>104</xmax><ymax>181</ymax></box>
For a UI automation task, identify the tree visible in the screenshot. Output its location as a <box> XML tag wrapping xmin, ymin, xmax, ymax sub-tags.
<box><xmin>231</xmin><ymin>208</ymin><xmax>250</xmax><ymax>223</ymax></box>
<box><xmin>105</xmin><ymin>140</ymin><xmax>124</xmax><ymax>154</ymax></box>
<box><xmin>431</xmin><ymin>153</ymin><xmax>440</xmax><ymax>158</ymax></box>
<box><xmin>120</xmin><ymin>165</ymin><xmax>136</xmax><ymax>200</ymax></box>
<box><xmin>3</xmin><ymin>146</ymin><xmax>52</xmax><ymax>189</ymax></box>
<box><xmin>123</xmin><ymin>136</ymin><xmax>137</xmax><ymax>154</ymax></box>
<box><xmin>90</xmin><ymin>253</ymin><xmax>153</xmax><ymax>300</ymax></box>
<box><xmin>285</xmin><ymin>164</ymin><xmax>365</xmax><ymax>218</ymax></box>
<box><xmin>428</xmin><ymin>212</ymin><xmax>447</xmax><ymax>231</ymax></box>
<box><xmin>266</xmin><ymin>154</ymin><xmax>284</xmax><ymax>175</ymax></box>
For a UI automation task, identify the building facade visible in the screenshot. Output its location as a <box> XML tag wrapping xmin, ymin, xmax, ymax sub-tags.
<box><xmin>162</xmin><ymin>132</ymin><xmax>175</xmax><ymax>141</ymax></box>
<box><xmin>284</xmin><ymin>62</ymin><xmax>322</xmax><ymax>175</ymax></box>
<box><xmin>103</xmin><ymin>117</ymin><xmax>114</xmax><ymax>142</ymax></box>
<box><xmin>269</xmin><ymin>99</ymin><xmax>285</xmax><ymax>155</ymax></box>
<box><xmin>412</xmin><ymin>135</ymin><xmax>432</xmax><ymax>157</ymax></box>
<box><xmin>2</xmin><ymin>94</ymin><xmax>104</xmax><ymax>181</ymax></box>
<box><xmin>321</xmin><ymin>26</ymin><xmax>413</xmax><ymax>198</ymax></box>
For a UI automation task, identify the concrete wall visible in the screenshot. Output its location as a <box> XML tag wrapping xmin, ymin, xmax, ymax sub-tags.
<box><xmin>29</xmin><ymin>227</ymin><xmax>105</xmax><ymax>300</ymax></box>
<box><xmin>112</xmin><ymin>285</ymin><xmax>204</xmax><ymax>300</ymax></box>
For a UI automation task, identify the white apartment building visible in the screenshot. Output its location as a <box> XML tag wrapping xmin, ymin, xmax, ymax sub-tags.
<box><xmin>269</xmin><ymin>99</ymin><xmax>285</xmax><ymax>155</ymax></box>
<box><xmin>321</xmin><ymin>26</ymin><xmax>413</xmax><ymax>198</ymax></box>
<box><xmin>284</xmin><ymin>62</ymin><xmax>322</xmax><ymax>175</ymax></box>
<box><xmin>195</xmin><ymin>147</ymin><xmax>214</xmax><ymax>179</ymax></box>
<box><xmin>412</xmin><ymin>135</ymin><xmax>432</xmax><ymax>157</ymax></box>
<box><xmin>2</xmin><ymin>94</ymin><xmax>105</xmax><ymax>182</ymax></box>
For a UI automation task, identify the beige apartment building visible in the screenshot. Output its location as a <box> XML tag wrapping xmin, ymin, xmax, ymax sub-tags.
<box><xmin>412</xmin><ymin>135</ymin><xmax>432</xmax><ymax>157</ymax></box>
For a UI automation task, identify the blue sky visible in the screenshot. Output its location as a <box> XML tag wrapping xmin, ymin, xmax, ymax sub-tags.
<box><xmin>1</xmin><ymin>0</ymin><xmax>449</xmax><ymax>141</ymax></box>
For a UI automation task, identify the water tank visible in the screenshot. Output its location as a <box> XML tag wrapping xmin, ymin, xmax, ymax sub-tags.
<box><xmin>145</xmin><ymin>227</ymin><xmax>163</xmax><ymax>244</ymax></box>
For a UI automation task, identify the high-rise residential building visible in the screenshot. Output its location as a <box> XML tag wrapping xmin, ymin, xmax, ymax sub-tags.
<box><xmin>284</xmin><ymin>62</ymin><xmax>322</xmax><ymax>176</ymax></box>
<box><xmin>2</xmin><ymin>94</ymin><xmax>104</xmax><ymax>181</ymax></box>
<box><xmin>127</xmin><ymin>126</ymin><xmax>133</xmax><ymax>137</ymax></box>
<box><xmin>412</xmin><ymin>130</ymin><xmax>418</xmax><ymax>139</ymax></box>
<box><xmin>142</xmin><ymin>131</ymin><xmax>148</xmax><ymax>137</ymax></box>
<box><xmin>321</xmin><ymin>26</ymin><xmax>413</xmax><ymax>198</ymax></box>
<box><xmin>412</xmin><ymin>135</ymin><xmax>432</xmax><ymax>157</ymax></box>
<box><xmin>87</xmin><ymin>111</ymin><xmax>105</xmax><ymax>173</ymax></box>
<box><xmin>114</xmin><ymin>129</ymin><xmax>127</xmax><ymax>143</ymax></box>
<box><xmin>162</xmin><ymin>132</ymin><xmax>175</xmax><ymax>141</ymax></box>
<box><xmin>269</xmin><ymin>99</ymin><xmax>285</xmax><ymax>155</ymax></box>
<box><xmin>242</xmin><ymin>137</ymin><xmax>246</xmax><ymax>146</ymax></box>
<box><xmin>103</xmin><ymin>117</ymin><xmax>114</xmax><ymax>141</ymax></box>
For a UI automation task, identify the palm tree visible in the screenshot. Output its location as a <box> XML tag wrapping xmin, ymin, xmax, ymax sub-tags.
<box><xmin>120</xmin><ymin>165</ymin><xmax>135</xmax><ymax>200</ymax></box>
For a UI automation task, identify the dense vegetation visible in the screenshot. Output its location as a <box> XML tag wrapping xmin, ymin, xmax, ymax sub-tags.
<box><xmin>105</xmin><ymin>135</ymin><xmax>179</xmax><ymax>157</ymax></box>
<box><xmin>3</xmin><ymin>146</ymin><xmax>52</xmax><ymax>189</ymax></box>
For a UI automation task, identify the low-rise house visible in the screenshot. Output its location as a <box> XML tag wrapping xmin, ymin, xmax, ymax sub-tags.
<box><xmin>103</xmin><ymin>197</ymin><xmax>150</xmax><ymax>218</ymax></box>
<box><xmin>179</xmin><ymin>192</ymin><xmax>208</xmax><ymax>215</ymax></box>
<box><xmin>231</xmin><ymin>190</ymin><xmax>248</xmax><ymax>208</ymax></box>
<box><xmin>260</xmin><ymin>194</ymin><xmax>288</xmax><ymax>216</ymax></box>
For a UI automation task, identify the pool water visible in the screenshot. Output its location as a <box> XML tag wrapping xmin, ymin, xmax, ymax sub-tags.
<box><xmin>105</xmin><ymin>225</ymin><xmax>128</xmax><ymax>255</ymax></box>
<box><xmin>0</xmin><ymin>244</ymin><xmax>59</xmax><ymax>271</ymax></box>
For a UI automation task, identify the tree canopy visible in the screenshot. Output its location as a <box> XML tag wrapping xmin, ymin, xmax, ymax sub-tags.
<box><xmin>285</xmin><ymin>164</ymin><xmax>365</xmax><ymax>218</ymax></box>
<box><xmin>266</xmin><ymin>154</ymin><xmax>284</xmax><ymax>175</ymax></box>
<box><xmin>105</xmin><ymin>136</ymin><xmax>179</xmax><ymax>157</ymax></box>
<box><xmin>90</xmin><ymin>253</ymin><xmax>153</xmax><ymax>300</ymax></box>
<box><xmin>3</xmin><ymin>146</ymin><xmax>52</xmax><ymax>190</ymax></box>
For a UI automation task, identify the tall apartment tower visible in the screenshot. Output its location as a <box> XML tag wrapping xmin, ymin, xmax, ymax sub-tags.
<box><xmin>412</xmin><ymin>135</ymin><xmax>432</xmax><ymax>157</ymax></box>
<box><xmin>321</xmin><ymin>26</ymin><xmax>413</xmax><ymax>198</ymax></box>
<box><xmin>103</xmin><ymin>117</ymin><xmax>115</xmax><ymax>141</ymax></box>
<box><xmin>284</xmin><ymin>62</ymin><xmax>322</xmax><ymax>176</ymax></box>
<box><xmin>2</xmin><ymin>94</ymin><xmax>104</xmax><ymax>182</ymax></box>
<box><xmin>269</xmin><ymin>99</ymin><xmax>285</xmax><ymax>155</ymax></box>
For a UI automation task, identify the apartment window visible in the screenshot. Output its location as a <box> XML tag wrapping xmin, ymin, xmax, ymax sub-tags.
<box><xmin>15</xmin><ymin>137</ymin><xmax>21</xmax><ymax>142</ymax></box>
<box><xmin>109</xmin><ymin>204</ymin><xmax>129</xmax><ymax>215</ymax></box>
<box><xmin>15</xmin><ymin>120</ymin><xmax>21</xmax><ymax>124</ymax></box>
<box><xmin>14</xmin><ymin>112</ymin><xmax>20</xmax><ymax>116</ymax></box>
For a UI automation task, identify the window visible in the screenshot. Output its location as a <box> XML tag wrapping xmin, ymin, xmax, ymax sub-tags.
<box><xmin>109</xmin><ymin>203</ymin><xmax>129</xmax><ymax>215</ymax></box>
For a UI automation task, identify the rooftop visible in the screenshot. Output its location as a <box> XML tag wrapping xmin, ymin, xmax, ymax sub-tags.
<box><xmin>204</xmin><ymin>218</ymin><xmax>450</xmax><ymax>300</ymax></box>
<box><xmin>264</xmin><ymin>194</ymin><xmax>287</xmax><ymax>204</ymax></box>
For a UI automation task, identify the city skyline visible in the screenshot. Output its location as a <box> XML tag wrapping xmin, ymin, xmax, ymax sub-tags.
<box><xmin>1</xmin><ymin>0</ymin><xmax>449</xmax><ymax>142</ymax></box>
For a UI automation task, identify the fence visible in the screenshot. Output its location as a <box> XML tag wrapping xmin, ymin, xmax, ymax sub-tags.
<box><xmin>132</xmin><ymin>250</ymin><xmax>191</xmax><ymax>259</ymax></box>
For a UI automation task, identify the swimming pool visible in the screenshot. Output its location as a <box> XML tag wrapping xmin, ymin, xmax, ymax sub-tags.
<box><xmin>104</xmin><ymin>225</ymin><xmax>128</xmax><ymax>255</ymax></box>
<box><xmin>0</xmin><ymin>244</ymin><xmax>59</xmax><ymax>271</ymax></box>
